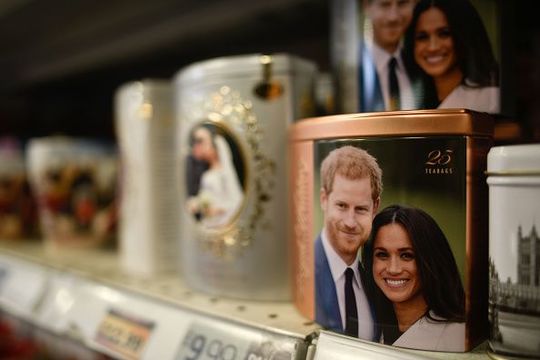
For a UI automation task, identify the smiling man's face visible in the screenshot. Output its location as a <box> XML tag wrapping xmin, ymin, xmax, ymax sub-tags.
<box><xmin>321</xmin><ymin>174</ymin><xmax>378</xmax><ymax>265</ymax></box>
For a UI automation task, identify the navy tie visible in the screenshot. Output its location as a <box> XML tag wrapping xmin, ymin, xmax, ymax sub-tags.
<box><xmin>388</xmin><ymin>57</ymin><xmax>400</xmax><ymax>110</ymax></box>
<box><xmin>344</xmin><ymin>268</ymin><xmax>358</xmax><ymax>336</ymax></box>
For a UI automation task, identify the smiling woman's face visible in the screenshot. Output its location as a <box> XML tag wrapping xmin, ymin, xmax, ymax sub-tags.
<box><xmin>413</xmin><ymin>6</ymin><xmax>457</xmax><ymax>78</ymax></box>
<box><xmin>373</xmin><ymin>223</ymin><xmax>425</xmax><ymax>306</ymax></box>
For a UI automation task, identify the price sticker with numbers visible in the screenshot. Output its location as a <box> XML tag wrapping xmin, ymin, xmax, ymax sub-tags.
<box><xmin>176</xmin><ymin>322</ymin><xmax>294</xmax><ymax>360</ymax></box>
<box><xmin>94</xmin><ymin>308</ymin><xmax>155</xmax><ymax>360</ymax></box>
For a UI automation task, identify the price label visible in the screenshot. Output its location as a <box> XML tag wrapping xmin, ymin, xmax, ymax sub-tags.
<box><xmin>94</xmin><ymin>308</ymin><xmax>155</xmax><ymax>360</ymax></box>
<box><xmin>176</xmin><ymin>323</ymin><xmax>293</xmax><ymax>360</ymax></box>
<box><xmin>0</xmin><ymin>260</ymin><xmax>46</xmax><ymax>315</ymax></box>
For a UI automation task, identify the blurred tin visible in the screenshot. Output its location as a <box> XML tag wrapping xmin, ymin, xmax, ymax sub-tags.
<box><xmin>0</xmin><ymin>139</ymin><xmax>38</xmax><ymax>240</ymax></box>
<box><xmin>115</xmin><ymin>79</ymin><xmax>179</xmax><ymax>276</ymax></box>
<box><xmin>26</xmin><ymin>136</ymin><xmax>117</xmax><ymax>250</ymax></box>
<box><xmin>331</xmin><ymin>0</ymin><xmax>503</xmax><ymax>115</ymax></box>
<box><xmin>289</xmin><ymin>109</ymin><xmax>493</xmax><ymax>351</ymax></box>
<box><xmin>487</xmin><ymin>144</ymin><xmax>540</xmax><ymax>358</ymax></box>
<box><xmin>174</xmin><ymin>53</ymin><xmax>317</xmax><ymax>300</ymax></box>
<box><xmin>314</xmin><ymin>72</ymin><xmax>336</xmax><ymax>116</ymax></box>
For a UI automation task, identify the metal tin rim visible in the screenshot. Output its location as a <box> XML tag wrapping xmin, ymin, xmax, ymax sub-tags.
<box><xmin>288</xmin><ymin>109</ymin><xmax>494</xmax><ymax>140</ymax></box>
<box><xmin>485</xmin><ymin>171</ymin><xmax>540</xmax><ymax>176</ymax></box>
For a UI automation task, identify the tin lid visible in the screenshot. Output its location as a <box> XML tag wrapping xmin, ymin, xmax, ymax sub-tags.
<box><xmin>115</xmin><ymin>79</ymin><xmax>170</xmax><ymax>99</ymax></box>
<box><xmin>289</xmin><ymin>109</ymin><xmax>494</xmax><ymax>141</ymax></box>
<box><xmin>174</xmin><ymin>53</ymin><xmax>317</xmax><ymax>85</ymax></box>
<box><xmin>487</xmin><ymin>143</ymin><xmax>540</xmax><ymax>175</ymax></box>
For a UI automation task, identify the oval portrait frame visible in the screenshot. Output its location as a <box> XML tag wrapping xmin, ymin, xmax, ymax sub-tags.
<box><xmin>183</xmin><ymin>85</ymin><xmax>276</xmax><ymax>257</ymax></box>
<box><xmin>184</xmin><ymin>119</ymin><xmax>248</xmax><ymax>231</ymax></box>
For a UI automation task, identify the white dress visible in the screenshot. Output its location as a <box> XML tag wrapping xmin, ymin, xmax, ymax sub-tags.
<box><xmin>392</xmin><ymin>312</ymin><xmax>466</xmax><ymax>352</ymax></box>
<box><xmin>439</xmin><ymin>82</ymin><xmax>500</xmax><ymax>113</ymax></box>
<box><xmin>196</xmin><ymin>135</ymin><xmax>243</xmax><ymax>229</ymax></box>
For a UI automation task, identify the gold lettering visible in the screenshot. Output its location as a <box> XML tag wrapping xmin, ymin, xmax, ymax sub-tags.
<box><xmin>424</xmin><ymin>167</ymin><xmax>454</xmax><ymax>175</ymax></box>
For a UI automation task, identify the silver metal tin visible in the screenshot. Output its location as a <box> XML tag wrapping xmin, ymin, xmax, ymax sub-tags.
<box><xmin>174</xmin><ymin>53</ymin><xmax>317</xmax><ymax>300</ymax></box>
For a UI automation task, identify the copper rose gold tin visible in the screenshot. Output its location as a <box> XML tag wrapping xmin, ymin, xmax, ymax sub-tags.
<box><xmin>289</xmin><ymin>109</ymin><xmax>493</xmax><ymax>352</ymax></box>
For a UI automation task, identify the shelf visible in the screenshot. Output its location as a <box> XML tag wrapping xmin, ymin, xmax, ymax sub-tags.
<box><xmin>0</xmin><ymin>241</ymin><xmax>491</xmax><ymax>360</ymax></box>
<box><xmin>0</xmin><ymin>241</ymin><xmax>316</xmax><ymax>360</ymax></box>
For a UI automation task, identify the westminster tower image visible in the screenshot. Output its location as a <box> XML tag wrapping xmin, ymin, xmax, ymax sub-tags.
<box><xmin>518</xmin><ymin>225</ymin><xmax>540</xmax><ymax>288</ymax></box>
<box><xmin>489</xmin><ymin>224</ymin><xmax>540</xmax><ymax>354</ymax></box>
<box><xmin>490</xmin><ymin>224</ymin><xmax>540</xmax><ymax>312</ymax></box>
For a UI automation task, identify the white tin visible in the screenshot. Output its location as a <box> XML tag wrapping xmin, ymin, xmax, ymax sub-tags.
<box><xmin>487</xmin><ymin>143</ymin><xmax>540</xmax><ymax>358</ymax></box>
<box><xmin>174</xmin><ymin>53</ymin><xmax>317</xmax><ymax>300</ymax></box>
<box><xmin>115</xmin><ymin>80</ymin><xmax>179</xmax><ymax>276</ymax></box>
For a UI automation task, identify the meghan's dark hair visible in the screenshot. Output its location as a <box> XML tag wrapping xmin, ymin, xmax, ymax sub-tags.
<box><xmin>402</xmin><ymin>0</ymin><xmax>499</xmax><ymax>107</ymax></box>
<box><xmin>362</xmin><ymin>204</ymin><xmax>465</xmax><ymax>343</ymax></box>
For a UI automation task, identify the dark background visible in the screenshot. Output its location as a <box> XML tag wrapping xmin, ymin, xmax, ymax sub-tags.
<box><xmin>0</xmin><ymin>0</ymin><xmax>537</xmax><ymax>144</ymax></box>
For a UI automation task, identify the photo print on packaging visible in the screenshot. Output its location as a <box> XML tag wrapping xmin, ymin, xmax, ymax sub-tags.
<box><xmin>185</xmin><ymin>121</ymin><xmax>246</xmax><ymax>231</ymax></box>
<box><xmin>489</xmin><ymin>183</ymin><xmax>540</xmax><ymax>356</ymax></box>
<box><xmin>335</xmin><ymin>0</ymin><xmax>502</xmax><ymax>114</ymax></box>
<box><xmin>313</xmin><ymin>136</ymin><xmax>468</xmax><ymax>351</ymax></box>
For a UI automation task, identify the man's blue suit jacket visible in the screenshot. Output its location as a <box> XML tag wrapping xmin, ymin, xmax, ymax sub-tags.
<box><xmin>359</xmin><ymin>47</ymin><xmax>385</xmax><ymax>112</ymax></box>
<box><xmin>314</xmin><ymin>233</ymin><xmax>378</xmax><ymax>340</ymax></box>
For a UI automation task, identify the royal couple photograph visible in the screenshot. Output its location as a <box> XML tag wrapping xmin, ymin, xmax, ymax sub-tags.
<box><xmin>315</xmin><ymin>145</ymin><xmax>466</xmax><ymax>351</ymax></box>
<box><xmin>358</xmin><ymin>0</ymin><xmax>499</xmax><ymax>114</ymax></box>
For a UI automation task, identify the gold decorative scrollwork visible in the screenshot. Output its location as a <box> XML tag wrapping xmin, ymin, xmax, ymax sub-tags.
<box><xmin>192</xmin><ymin>86</ymin><xmax>276</xmax><ymax>258</ymax></box>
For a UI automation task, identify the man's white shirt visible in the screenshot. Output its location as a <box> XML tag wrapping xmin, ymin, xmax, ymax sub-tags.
<box><xmin>321</xmin><ymin>228</ymin><xmax>375</xmax><ymax>340</ymax></box>
<box><xmin>370</xmin><ymin>41</ymin><xmax>416</xmax><ymax>110</ymax></box>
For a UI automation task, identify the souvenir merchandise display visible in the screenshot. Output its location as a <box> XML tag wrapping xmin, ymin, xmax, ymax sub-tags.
<box><xmin>0</xmin><ymin>139</ymin><xmax>38</xmax><ymax>240</ymax></box>
<box><xmin>26</xmin><ymin>137</ymin><xmax>118</xmax><ymax>250</ymax></box>
<box><xmin>289</xmin><ymin>109</ymin><xmax>493</xmax><ymax>351</ymax></box>
<box><xmin>175</xmin><ymin>53</ymin><xmax>317</xmax><ymax>300</ymax></box>
<box><xmin>331</xmin><ymin>0</ymin><xmax>502</xmax><ymax>115</ymax></box>
<box><xmin>115</xmin><ymin>80</ymin><xmax>180</xmax><ymax>276</ymax></box>
<box><xmin>487</xmin><ymin>144</ymin><xmax>540</xmax><ymax>358</ymax></box>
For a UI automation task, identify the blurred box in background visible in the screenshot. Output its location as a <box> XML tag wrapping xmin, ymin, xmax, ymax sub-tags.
<box><xmin>0</xmin><ymin>137</ymin><xmax>38</xmax><ymax>240</ymax></box>
<box><xmin>26</xmin><ymin>136</ymin><xmax>117</xmax><ymax>250</ymax></box>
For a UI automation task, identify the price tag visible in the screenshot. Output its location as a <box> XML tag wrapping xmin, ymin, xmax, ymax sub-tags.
<box><xmin>94</xmin><ymin>308</ymin><xmax>155</xmax><ymax>360</ymax></box>
<box><xmin>0</xmin><ymin>260</ymin><xmax>46</xmax><ymax>315</ymax></box>
<box><xmin>176</xmin><ymin>322</ymin><xmax>294</xmax><ymax>360</ymax></box>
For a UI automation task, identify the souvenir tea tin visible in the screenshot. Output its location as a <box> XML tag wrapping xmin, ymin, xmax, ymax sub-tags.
<box><xmin>175</xmin><ymin>53</ymin><xmax>317</xmax><ymax>300</ymax></box>
<box><xmin>115</xmin><ymin>80</ymin><xmax>179</xmax><ymax>276</ymax></box>
<box><xmin>331</xmin><ymin>0</ymin><xmax>502</xmax><ymax>115</ymax></box>
<box><xmin>289</xmin><ymin>109</ymin><xmax>493</xmax><ymax>351</ymax></box>
<box><xmin>487</xmin><ymin>144</ymin><xmax>540</xmax><ymax>358</ymax></box>
<box><xmin>26</xmin><ymin>136</ymin><xmax>117</xmax><ymax>249</ymax></box>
